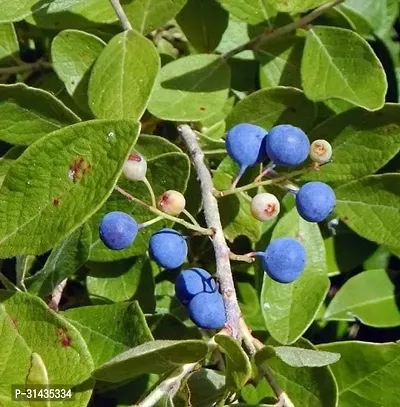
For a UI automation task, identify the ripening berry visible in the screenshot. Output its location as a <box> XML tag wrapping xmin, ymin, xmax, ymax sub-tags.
<box><xmin>158</xmin><ymin>190</ymin><xmax>186</xmax><ymax>216</ymax></box>
<box><xmin>187</xmin><ymin>291</ymin><xmax>226</xmax><ymax>329</ymax></box>
<box><xmin>175</xmin><ymin>268</ymin><xmax>216</xmax><ymax>305</ymax></box>
<box><xmin>251</xmin><ymin>193</ymin><xmax>280</xmax><ymax>221</ymax></box>
<box><xmin>226</xmin><ymin>123</ymin><xmax>268</xmax><ymax>167</ymax></box>
<box><xmin>122</xmin><ymin>153</ymin><xmax>147</xmax><ymax>181</ymax></box>
<box><xmin>309</xmin><ymin>139</ymin><xmax>332</xmax><ymax>164</ymax></box>
<box><xmin>296</xmin><ymin>181</ymin><xmax>336</xmax><ymax>222</ymax></box>
<box><xmin>99</xmin><ymin>211</ymin><xmax>138</xmax><ymax>250</ymax></box>
<box><xmin>265</xmin><ymin>124</ymin><xmax>310</xmax><ymax>167</ymax></box>
<box><xmin>262</xmin><ymin>237</ymin><xmax>306</xmax><ymax>283</ymax></box>
<box><xmin>149</xmin><ymin>228</ymin><xmax>188</xmax><ymax>269</ymax></box>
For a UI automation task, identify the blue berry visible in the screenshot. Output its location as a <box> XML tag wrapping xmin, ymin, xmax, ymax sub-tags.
<box><xmin>187</xmin><ymin>291</ymin><xmax>226</xmax><ymax>329</ymax></box>
<box><xmin>149</xmin><ymin>228</ymin><xmax>188</xmax><ymax>269</ymax></box>
<box><xmin>265</xmin><ymin>124</ymin><xmax>310</xmax><ymax>167</ymax></box>
<box><xmin>99</xmin><ymin>211</ymin><xmax>138</xmax><ymax>250</ymax></box>
<box><xmin>226</xmin><ymin>123</ymin><xmax>268</xmax><ymax>167</ymax></box>
<box><xmin>175</xmin><ymin>268</ymin><xmax>216</xmax><ymax>305</ymax></box>
<box><xmin>262</xmin><ymin>237</ymin><xmax>306</xmax><ymax>283</ymax></box>
<box><xmin>296</xmin><ymin>181</ymin><xmax>336</xmax><ymax>222</ymax></box>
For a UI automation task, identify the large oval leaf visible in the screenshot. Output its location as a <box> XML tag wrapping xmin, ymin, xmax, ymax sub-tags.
<box><xmin>0</xmin><ymin>84</ymin><xmax>80</xmax><ymax>145</ymax></box>
<box><xmin>301</xmin><ymin>26</ymin><xmax>387</xmax><ymax>111</ymax></box>
<box><xmin>261</xmin><ymin>208</ymin><xmax>329</xmax><ymax>344</ymax></box>
<box><xmin>226</xmin><ymin>87</ymin><xmax>316</xmax><ymax>132</ymax></box>
<box><xmin>217</xmin><ymin>0</ymin><xmax>277</xmax><ymax>24</ymax></box>
<box><xmin>0</xmin><ymin>119</ymin><xmax>139</xmax><ymax>257</ymax></box>
<box><xmin>335</xmin><ymin>174</ymin><xmax>400</xmax><ymax>258</ymax></box>
<box><xmin>148</xmin><ymin>54</ymin><xmax>230</xmax><ymax>121</ymax></box>
<box><xmin>0</xmin><ymin>290</ymin><xmax>93</xmax><ymax>407</ymax></box>
<box><xmin>324</xmin><ymin>269</ymin><xmax>400</xmax><ymax>327</ymax></box>
<box><xmin>89</xmin><ymin>30</ymin><xmax>160</xmax><ymax>120</ymax></box>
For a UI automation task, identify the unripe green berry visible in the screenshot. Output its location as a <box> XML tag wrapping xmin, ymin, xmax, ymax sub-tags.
<box><xmin>158</xmin><ymin>190</ymin><xmax>186</xmax><ymax>215</ymax></box>
<box><xmin>122</xmin><ymin>153</ymin><xmax>147</xmax><ymax>181</ymax></box>
<box><xmin>309</xmin><ymin>140</ymin><xmax>332</xmax><ymax>164</ymax></box>
<box><xmin>251</xmin><ymin>193</ymin><xmax>280</xmax><ymax>221</ymax></box>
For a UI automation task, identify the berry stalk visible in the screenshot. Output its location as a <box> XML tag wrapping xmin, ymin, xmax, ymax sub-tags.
<box><xmin>178</xmin><ymin>124</ymin><xmax>242</xmax><ymax>338</ymax></box>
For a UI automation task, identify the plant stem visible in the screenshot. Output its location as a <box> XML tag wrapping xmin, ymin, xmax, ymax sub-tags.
<box><xmin>182</xmin><ymin>208</ymin><xmax>201</xmax><ymax>227</ymax></box>
<box><xmin>214</xmin><ymin>169</ymin><xmax>306</xmax><ymax>198</ymax></box>
<box><xmin>222</xmin><ymin>0</ymin><xmax>346</xmax><ymax>59</ymax></box>
<box><xmin>178</xmin><ymin>124</ymin><xmax>242</xmax><ymax>338</ymax></box>
<box><xmin>142</xmin><ymin>177</ymin><xmax>157</xmax><ymax>207</ymax></box>
<box><xmin>48</xmin><ymin>279</ymin><xmax>67</xmax><ymax>311</ymax></box>
<box><xmin>229</xmin><ymin>252</ymin><xmax>255</xmax><ymax>263</ymax></box>
<box><xmin>240</xmin><ymin>320</ymin><xmax>295</xmax><ymax>407</ymax></box>
<box><xmin>0</xmin><ymin>60</ymin><xmax>51</xmax><ymax>75</ymax></box>
<box><xmin>0</xmin><ymin>272</ymin><xmax>21</xmax><ymax>291</ymax></box>
<box><xmin>114</xmin><ymin>185</ymin><xmax>213</xmax><ymax>236</ymax></box>
<box><xmin>134</xmin><ymin>362</ymin><xmax>198</xmax><ymax>407</ymax></box>
<box><xmin>109</xmin><ymin>0</ymin><xmax>132</xmax><ymax>30</ymax></box>
<box><xmin>139</xmin><ymin>215</ymin><xmax>164</xmax><ymax>229</ymax></box>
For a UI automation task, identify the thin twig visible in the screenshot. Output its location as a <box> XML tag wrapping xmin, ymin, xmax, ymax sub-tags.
<box><xmin>178</xmin><ymin>124</ymin><xmax>242</xmax><ymax>338</ymax></box>
<box><xmin>115</xmin><ymin>185</ymin><xmax>213</xmax><ymax>236</ymax></box>
<box><xmin>134</xmin><ymin>362</ymin><xmax>197</xmax><ymax>407</ymax></box>
<box><xmin>109</xmin><ymin>0</ymin><xmax>132</xmax><ymax>30</ymax></box>
<box><xmin>222</xmin><ymin>0</ymin><xmax>346</xmax><ymax>59</ymax></box>
<box><xmin>48</xmin><ymin>278</ymin><xmax>67</xmax><ymax>311</ymax></box>
<box><xmin>0</xmin><ymin>60</ymin><xmax>52</xmax><ymax>75</ymax></box>
<box><xmin>229</xmin><ymin>252</ymin><xmax>255</xmax><ymax>263</ymax></box>
<box><xmin>0</xmin><ymin>272</ymin><xmax>21</xmax><ymax>292</ymax></box>
<box><xmin>142</xmin><ymin>177</ymin><xmax>157</xmax><ymax>207</ymax></box>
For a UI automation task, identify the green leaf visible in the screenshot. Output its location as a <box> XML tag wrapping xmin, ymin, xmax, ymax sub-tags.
<box><xmin>257</xmin><ymin>35</ymin><xmax>304</xmax><ymax>89</ymax></box>
<box><xmin>301</xmin><ymin>26</ymin><xmax>387</xmax><ymax>111</ymax></box>
<box><xmin>135</xmin><ymin>134</ymin><xmax>183</xmax><ymax>158</ymax></box>
<box><xmin>88</xmin><ymin>152</ymin><xmax>190</xmax><ymax>261</ymax></box>
<box><xmin>0</xmin><ymin>84</ymin><xmax>80</xmax><ymax>145</ymax></box>
<box><xmin>271</xmin><ymin>346</ymin><xmax>341</xmax><ymax>367</ymax></box>
<box><xmin>89</xmin><ymin>30</ymin><xmax>160</xmax><ymax>120</ymax></box>
<box><xmin>25</xmin><ymin>225</ymin><xmax>91</xmax><ymax>298</ymax></box>
<box><xmin>256</xmin><ymin>338</ymin><xmax>338</xmax><ymax>407</ymax></box>
<box><xmin>184</xmin><ymin>368</ymin><xmax>226</xmax><ymax>407</ymax></box>
<box><xmin>0</xmin><ymin>146</ymin><xmax>25</xmax><ymax>177</ymax></box>
<box><xmin>148</xmin><ymin>54</ymin><xmax>230</xmax><ymax>121</ymax></box>
<box><xmin>261</xmin><ymin>208</ymin><xmax>329</xmax><ymax>344</ymax></box>
<box><xmin>268</xmin><ymin>0</ymin><xmax>332</xmax><ymax>13</ymax></box>
<box><xmin>0</xmin><ymin>119</ymin><xmax>139</xmax><ymax>257</ymax></box>
<box><xmin>123</xmin><ymin>0</ymin><xmax>187</xmax><ymax>36</ymax></box>
<box><xmin>324</xmin><ymin>269</ymin><xmax>400</xmax><ymax>327</ymax></box>
<box><xmin>87</xmin><ymin>257</ymin><xmax>155</xmax><ymax>312</ymax></box>
<box><xmin>0</xmin><ymin>290</ymin><xmax>93</xmax><ymax>406</ymax></box>
<box><xmin>226</xmin><ymin>87</ymin><xmax>316</xmax><ymax>132</ymax></box>
<box><xmin>0</xmin><ymin>0</ymin><xmax>42</xmax><ymax>22</ymax></box>
<box><xmin>63</xmin><ymin>301</ymin><xmax>153</xmax><ymax>368</ymax></box>
<box><xmin>302</xmin><ymin>105</ymin><xmax>400</xmax><ymax>185</ymax></box>
<box><xmin>335</xmin><ymin>174</ymin><xmax>400</xmax><ymax>257</ymax></box>
<box><xmin>93</xmin><ymin>340</ymin><xmax>208</xmax><ymax>383</ymax></box>
<box><xmin>217</xmin><ymin>0</ymin><xmax>277</xmax><ymax>24</ymax></box>
<box><xmin>176</xmin><ymin>0</ymin><xmax>228</xmax><ymax>53</ymax></box>
<box><xmin>213</xmin><ymin>169</ymin><xmax>262</xmax><ymax>243</ymax></box>
<box><xmin>319</xmin><ymin>341</ymin><xmax>400</xmax><ymax>407</ymax></box>
<box><xmin>0</xmin><ymin>23</ymin><xmax>18</xmax><ymax>66</ymax></box>
<box><xmin>52</xmin><ymin>29</ymin><xmax>105</xmax><ymax>113</ymax></box>
<box><xmin>215</xmin><ymin>334</ymin><xmax>252</xmax><ymax>392</ymax></box>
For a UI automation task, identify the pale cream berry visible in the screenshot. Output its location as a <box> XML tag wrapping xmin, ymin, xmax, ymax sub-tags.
<box><xmin>251</xmin><ymin>193</ymin><xmax>280</xmax><ymax>221</ymax></box>
<box><xmin>309</xmin><ymin>139</ymin><xmax>332</xmax><ymax>164</ymax></box>
<box><xmin>158</xmin><ymin>190</ymin><xmax>186</xmax><ymax>215</ymax></box>
<box><xmin>122</xmin><ymin>153</ymin><xmax>147</xmax><ymax>181</ymax></box>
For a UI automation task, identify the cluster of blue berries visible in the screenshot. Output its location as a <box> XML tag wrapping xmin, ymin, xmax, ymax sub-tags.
<box><xmin>226</xmin><ymin>123</ymin><xmax>336</xmax><ymax>283</ymax></box>
<box><xmin>226</xmin><ymin>123</ymin><xmax>336</xmax><ymax>223</ymax></box>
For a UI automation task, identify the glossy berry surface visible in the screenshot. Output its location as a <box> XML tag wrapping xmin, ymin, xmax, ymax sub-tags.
<box><xmin>187</xmin><ymin>291</ymin><xmax>226</xmax><ymax>329</ymax></box>
<box><xmin>99</xmin><ymin>211</ymin><xmax>138</xmax><ymax>250</ymax></box>
<box><xmin>296</xmin><ymin>181</ymin><xmax>336</xmax><ymax>222</ymax></box>
<box><xmin>262</xmin><ymin>237</ymin><xmax>306</xmax><ymax>283</ymax></box>
<box><xmin>265</xmin><ymin>124</ymin><xmax>310</xmax><ymax>167</ymax></box>
<box><xmin>149</xmin><ymin>228</ymin><xmax>188</xmax><ymax>269</ymax></box>
<box><xmin>158</xmin><ymin>190</ymin><xmax>186</xmax><ymax>216</ymax></box>
<box><xmin>122</xmin><ymin>153</ymin><xmax>147</xmax><ymax>181</ymax></box>
<box><xmin>309</xmin><ymin>139</ymin><xmax>332</xmax><ymax>164</ymax></box>
<box><xmin>175</xmin><ymin>268</ymin><xmax>216</xmax><ymax>305</ymax></box>
<box><xmin>251</xmin><ymin>193</ymin><xmax>280</xmax><ymax>221</ymax></box>
<box><xmin>225</xmin><ymin>123</ymin><xmax>268</xmax><ymax>167</ymax></box>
